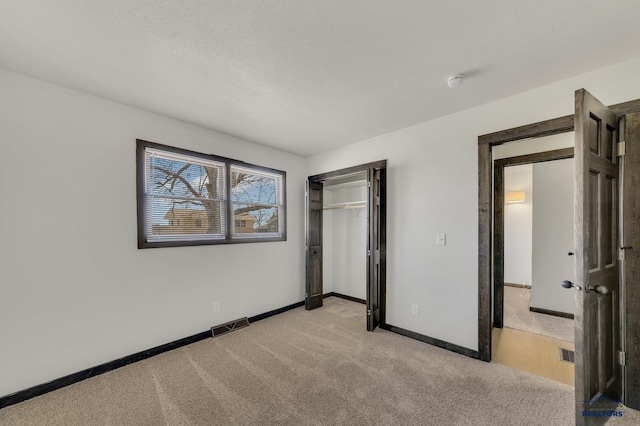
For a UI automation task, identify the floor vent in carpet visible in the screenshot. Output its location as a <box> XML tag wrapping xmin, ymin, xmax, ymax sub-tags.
<box><xmin>211</xmin><ymin>317</ymin><xmax>250</xmax><ymax>338</ymax></box>
<box><xmin>559</xmin><ymin>348</ymin><xmax>575</xmax><ymax>363</ymax></box>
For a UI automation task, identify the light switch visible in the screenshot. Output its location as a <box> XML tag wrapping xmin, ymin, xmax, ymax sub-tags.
<box><xmin>436</xmin><ymin>233</ymin><xmax>446</xmax><ymax>246</ymax></box>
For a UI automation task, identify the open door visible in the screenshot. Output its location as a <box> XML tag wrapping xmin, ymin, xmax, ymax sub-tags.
<box><xmin>305</xmin><ymin>180</ymin><xmax>323</xmax><ymax>310</ymax></box>
<box><xmin>572</xmin><ymin>89</ymin><xmax>622</xmax><ymax>423</ymax></box>
<box><xmin>367</xmin><ymin>168</ymin><xmax>381</xmax><ymax>331</ymax></box>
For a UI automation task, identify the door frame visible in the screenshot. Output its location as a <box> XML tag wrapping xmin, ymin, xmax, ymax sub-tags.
<box><xmin>477</xmin><ymin>98</ymin><xmax>640</xmax><ymax>362</ymax></box>
<box><xmin>306</xmin><ymin>160</ymin><xmax>387</xmax><ymax>330</ymax></box>
<box><xmin>493</xmin><ymin>148</ymin><xmax>574</xmax><ymax>329</ymax></box>
<box><xmin>622</xmin><ymin>112</ymin><xmax>640</xmax><ymax>410</ymax></box>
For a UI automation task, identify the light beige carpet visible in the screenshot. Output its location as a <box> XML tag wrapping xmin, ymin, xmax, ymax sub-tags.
<box><xmin>504</xmin><ymin>286</ymin><xmax>574</xmax><ymax>342</ymax></box>
<box><xmin>0</xmin><ymin>297</ymin><xmax>577</xmax><ymax>425</ymax></box>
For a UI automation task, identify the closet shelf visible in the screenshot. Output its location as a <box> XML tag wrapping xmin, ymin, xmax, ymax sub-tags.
<box><xmin>323</xmin><ymin>200</ymin><xmax>367</xmax><ymax>210</ymax></box>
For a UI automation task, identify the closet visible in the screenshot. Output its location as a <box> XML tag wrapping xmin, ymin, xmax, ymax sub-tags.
<box><xmin>305</xmin><ymin>160</ymin><xmax>387</xmax><ymax>331</ymax></box>
<box><xmin>322</xmin><ymin>173</ymin><xmax>368</xmax><ymax>302</ymax></box>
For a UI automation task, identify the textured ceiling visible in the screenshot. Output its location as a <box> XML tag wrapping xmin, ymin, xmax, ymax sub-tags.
<box><xmin>1</xmin><ymin>1</ymin><xmax>640</xmax><ymax>156</ymax></box>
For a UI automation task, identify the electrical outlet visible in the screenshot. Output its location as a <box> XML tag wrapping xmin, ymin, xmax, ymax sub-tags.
<box><xmin>436</xmin><ymin>233</ymin><xmax>446</xmax><ymax>246</ymax></box>
<box><xmin>212</xmin><ymin>301</ymin><xmax>220</xmax><ymax>313</ymax></box>
<box><xmin>412</xmin><ymin>304</ymin><xmax>419</xmax><ymax>316</ymax></box>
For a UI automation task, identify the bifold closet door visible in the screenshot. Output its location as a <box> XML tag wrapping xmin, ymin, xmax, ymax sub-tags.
<box><xmin>306</xmin><ymin>180</ymin><xmax>323</xmax><ymax>310</ymax></box>
<box><xmin>367</xmin><ymin>168</ymin><xmax>381</xmax><ymax>331</ymax></box>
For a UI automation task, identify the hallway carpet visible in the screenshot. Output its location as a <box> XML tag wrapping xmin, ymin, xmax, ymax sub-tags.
<box><xmin>0</xmin><ymin>298</ymin><xmax>575</xmax><ymax>425</ymax></box>
<box><xmin>504</xmin><ymin>286</ymin><xmax>574</xmax><ymax>342</ymax></box>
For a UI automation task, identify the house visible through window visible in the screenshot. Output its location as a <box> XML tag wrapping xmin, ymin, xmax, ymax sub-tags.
<box><xmin>137</xmin><ymin>139</ymin><xmax>286</xmax><ymax>248</ymax></box>
<box><xmin>231</xmin><ymin>165</ymin><xmax>282</xmax><ymax>236</ymax></box>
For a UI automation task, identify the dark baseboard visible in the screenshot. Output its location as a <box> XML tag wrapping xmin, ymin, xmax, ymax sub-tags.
<box><xmin>323</xmin><ymin>292</ymin><xmax>366</xmax><ymax>305</ymax></box>
<box><xmin>1</xmin><ymin>300</ymin><xmax>306</xmax><ymax>410</ymax></box>
<box><xmin>381</xmin><ymin>324</ymin><xmax>479</xmax><ymax>360</ymax></box>
<box><xmin>0</xmin><ymin>329</ymin><xmax>211</xmax><ymax>410</ymax></box>
<box><xmin>248</xmin><ymin>300</ymin><xmax>304</xmax><ymax>323</ymax></box>
<box><xmin>504</xmin><ymin>282</ymin><xmax>532</xmax><ymax>289</ymax></box>
<box><xmin>529</xmin><ymin>306</ymin><xmax>574</xmax><ymax>319</ymax></box>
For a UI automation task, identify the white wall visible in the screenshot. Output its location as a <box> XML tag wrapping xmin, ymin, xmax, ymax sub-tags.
<box><xmin>306</xmin><ymin>55</ymin><xmax>640</xmax><ymax>351</ymax></box>
<box><xmin>0</xmin><ymin>69</ymin><xmax>306</xmax><ymax>397</ymax></box>
<box><xmin>493</xmin><ymin>132</ymin><xmax>574</xmax><ymax>160</ymax></box>
<box><xmin>322</xmin><ymin>189</ymin><xmax>335</xmax><ymax>294</ymax></box>
<box><xmin>323</xmin><ymin>185</ymin><xmax>367</xmax><ymax>300</ymax></box>
<box><xmin>3</xmin><ymin>55</ymin><xmax>639</xmax><ymax>396</ymax></box>
<box><xmin>531</xmin><ymin>159</ymin><xmax>575</xmax><ymax>314</ymax></box>
<box><xmin>503</xmin><ymin>165</ymin><xmax>533</xmax><ymax>286</ymax></box>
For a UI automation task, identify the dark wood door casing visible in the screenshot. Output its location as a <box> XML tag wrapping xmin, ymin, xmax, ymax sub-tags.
<box><xmin>492</xmin><ymin>148</ymin><xmax>574</xmax><ymax>329</ymax></box>
<box><xmin>623</xmin><ymin>113</ymin><xmax>640</xmax><ymax>410</ymax></box>
<box><xmin>477</xmin><ymin>96</ymin><xmax>640</xmax><ymax>363</ymax></box>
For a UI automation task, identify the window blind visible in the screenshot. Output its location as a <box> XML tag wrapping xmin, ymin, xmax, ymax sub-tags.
<box><xmin>145</xmin><ymin>148</ymin><xmax>226</xmax><ymax>241</ymax></box>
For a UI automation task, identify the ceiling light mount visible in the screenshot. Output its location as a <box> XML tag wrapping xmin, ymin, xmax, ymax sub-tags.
<box><xmin>447</xmin><ymin>74</ymin><xmax>464</xmax><ymax>88</ymax></box>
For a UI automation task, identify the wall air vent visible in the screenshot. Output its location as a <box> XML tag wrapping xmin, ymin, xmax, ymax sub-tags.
<box><xmin>211</xmin><ymin>317</ymin><xmax>250</xmax><ymax>338</ymax></box>
<box><xmin>559</xmin><ymin>348</ymin><xmax>575</xmax><ymax>363</ymax></box>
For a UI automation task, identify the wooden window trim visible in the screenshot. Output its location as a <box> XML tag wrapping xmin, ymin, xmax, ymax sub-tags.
<box><xmin>136</xmin><ymin>139</ymin><xmax>287</xmax><ymax>248</ymax></box>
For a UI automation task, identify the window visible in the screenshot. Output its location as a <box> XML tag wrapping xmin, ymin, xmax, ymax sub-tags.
<box><xmin>231</xmin><ymin>165</ymin><xmax>282</xmax><ymax>237</ymax></box>
<box><xmin>137</xmin><ymin>140</ymin><xmax>286</xmax><ymax>248</ymax></box>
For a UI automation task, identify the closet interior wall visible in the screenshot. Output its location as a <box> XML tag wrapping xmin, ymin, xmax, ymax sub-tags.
<box><xmin>322</xmin><ymin>178</ymin><xmax>368</xmax><ymax>300</ymax></box>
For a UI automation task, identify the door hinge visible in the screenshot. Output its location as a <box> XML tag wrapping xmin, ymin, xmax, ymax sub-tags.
<box><xmin>367</xmin><ymin>309</ymin><xmax>371</xmax><ymax>316</ymax></box>
<box><xmin>368</xmin><ymin>181</ymin><xmax>371</xmax><ymax>188</ymax></box>
<box><xmin>618</xmin><ymin>350</ymin><xmax>626</xmax><ymax>366</ymax></box>
<box><xmin>617</xmin><ymin>141</ymin><xmax>626</xmax><ymax>156</ymax></box>
<box><xmin>367</xmin><ymin>249</ymin><xmax>371</xmax><ymax>256</ymax></box>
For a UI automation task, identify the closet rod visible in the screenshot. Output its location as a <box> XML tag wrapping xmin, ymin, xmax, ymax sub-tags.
<box><xmin>322</xmin><ymin>200</ymin><xmax>367</xmax><ymax>210</ymax></box>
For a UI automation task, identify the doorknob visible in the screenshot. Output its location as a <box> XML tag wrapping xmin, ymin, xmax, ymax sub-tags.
<box><xmin>587</xmin><ymin>284</ymin><xmax>609</xmax><ymax>295</ymax></box>
<box><xmin>561</xmin><ymin>280</ymin><xmax>582</xmax><ymax>291</ymax></box>
<box><xmin>567</xmin><ymin>252</ymin><xmax>575</xmax><ymax>256</ymax></box>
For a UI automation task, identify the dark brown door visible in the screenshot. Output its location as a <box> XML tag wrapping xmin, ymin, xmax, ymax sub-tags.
<box><xmin>367</xmin><ymin>169</ymin><xmax>381</xmax><ymax>331</ymax></box>
<box><xmin>623</xmin><ymin>113</ymin><xmax>640</xmax><ymax>410</ymax></box>
<box><xmin>306</xmin><ymin>180</ymin><xmax>323</xmax><ymax>310</ymax></box>
<box><xmin>573</xmin><ymin>89</ymin><xmax>622</xmax><ymax>424</ymax></box>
